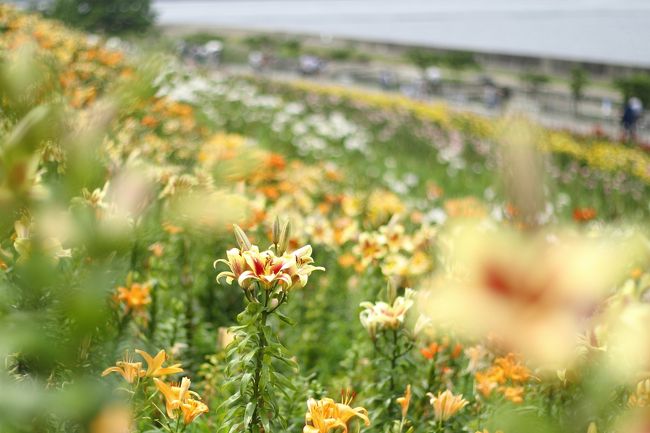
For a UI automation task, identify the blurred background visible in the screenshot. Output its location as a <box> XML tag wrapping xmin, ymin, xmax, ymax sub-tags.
<box><xmin>11</xmin><ymin>0</ymin><xmax>650</xmax><ymax>142</ymax></box>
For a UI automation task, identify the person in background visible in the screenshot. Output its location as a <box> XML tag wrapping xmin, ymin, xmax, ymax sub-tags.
<box><xmin>621</xmin><ymin>97</ymin><xmax>643</xmax><ymax>142</ymax></box>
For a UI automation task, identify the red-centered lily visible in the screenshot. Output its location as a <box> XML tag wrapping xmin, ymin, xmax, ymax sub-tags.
<box><xmin>284</xmin><ymin>245</ymin><xmax>325</xmax><ymax>289</ymax></box>
<box><xmin>135</xmin><ymin>349</ymin><xmax>183</xmax><ymax>377</ymax></box>
<box><xmin>239</xmin><ymin>248</ymin><xmax>294</xmax><ymax>290</ymax></box>
<box><xmin>214</xmin><ymin>247</ymin><xmax>250</xmax><ymax>288</ymax></box>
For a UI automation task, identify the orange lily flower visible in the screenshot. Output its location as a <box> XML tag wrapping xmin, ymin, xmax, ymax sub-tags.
<box><xmin>304</xmin><ymin>397</ymin><xmax>370</xmax><ymax>433</ymax></box>
<box><xmin>116</xmin><ymin>283</ymin><xmax>151</xmax><ymax>312</ymax></box>
<box><xmin>154</xmin><ymin>377</ymin><xmax>196</xmax><ymax>419</ymax></box>
<box><xmin>101</xmin><ymin>352</ymin><xmax>146</xmax><ymax>383</ymax></box>
<box><xmin>181</xmin><ymin>398</ymin><xmax>209</xmax><ymax>424</ymax></box>
<box><xmin>396</xmin><ymin>384</ymin><xmax>411</xmax><ymax>419</ymax></box>
<box><xmin>427</xmin><ymin>390</ymin><xmax>468</xmax><ymax>422</ymax></box>
<box><xmin>135</xmin><ymin>349</ymin><xmax>183</xmax><ymax>377</ymax></box>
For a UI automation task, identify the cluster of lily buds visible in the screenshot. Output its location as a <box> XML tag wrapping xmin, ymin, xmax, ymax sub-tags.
<box><xmin>215</xmin><ymin>222</ymin><xmax>324</xmax><ymax>295</ymax></box>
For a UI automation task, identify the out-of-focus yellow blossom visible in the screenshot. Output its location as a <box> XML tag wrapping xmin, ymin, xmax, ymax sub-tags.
<box><xmin>13</xmin><ymin>217</ymin><xmax>72</xmax><ymax>262</ymax></box>
<box><xmin>367</xmin><ymin>189</ymin><xmax>405</xmax><ymax>226</ymax></box>
<box><xmin>422</xmin><ymin>222</ymin><xmax>647</xmax><ymax>367</ymax></box>
<box><xmin>218</xmin><ymin>326</ymin><xmax>235</xmax><ymax>349</ymax></box>
<box><xmin>475</xmin><ymin>354</ymin><xmax>530</xmax><ymax>403</ymax></box>
<box><xmin>427</xmin><ymin>389</ymin><xmax>468</xmax><ymax>422</ymax></box>
<box><xmin>444</xmin><ymin>197</ymin><xmax>488</xmax><ymax>220</ymax></box>
<box><xmin>354</xmin><ymin>232</ymin><xmax>387</xmax><ymax>268</ymax></box>
<box><xmin>628</xmin><ymin>379</ymin><xmax>650</xmax><ymax>408</ymax></box>
<box><xmin>89</xmin><ymin>404</ymin><xmax>133</xmax><ymax>433</ymax></box>
<box><xmin>303</xmin><ymin>396</ymin><xmax>370</xmax><ymax>433</ymax></box>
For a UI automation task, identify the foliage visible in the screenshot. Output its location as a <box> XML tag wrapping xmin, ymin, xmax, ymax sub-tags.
<box><xmin>48</xmin><ymin>0</ymin><xmax>155</xmax><ymax>34</ymax></box>
<box><xmin>569</xmin><ymin>66</ymin><xmax>589</xmax><ymax>114</ymax></box>
<box><xmin>615</xmin><ymin>73</ymin><xmax>650</xmax><ymax>106</ymax></box>
<box><xmin>520</xmin><ymin>71</ymin><xmax>551</xmax><ymax>96</ymax></box>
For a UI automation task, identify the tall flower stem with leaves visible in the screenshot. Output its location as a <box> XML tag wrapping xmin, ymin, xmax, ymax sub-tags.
<box><xmin>215</xmin><ymin>221</ymin><xmax>324</xmax><ymax>433</ymax></box>
<box><xmin>359</xmin><ymin>286</ymin><xmax>416</xmax><ymax>422</ymax></box>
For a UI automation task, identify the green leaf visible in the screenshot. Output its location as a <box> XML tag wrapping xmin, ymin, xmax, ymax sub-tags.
<box><xmin>244</xmin><ymin>402</ymin><xmax>255</xmax><ymax>428</ymax></box>
<box><xmin>275</xmin><ymin>311</ymin><xmax>296</xmax><ymax>325</ymax></box>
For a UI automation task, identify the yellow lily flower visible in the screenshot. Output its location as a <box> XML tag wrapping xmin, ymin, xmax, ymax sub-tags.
<box><xmin>427</xmin><ymin>390</ymin><xmax>468</xmax><ymax>422</ymax></box>
<box><xmin>101</xmin><ymin>352</ymin><xmax>146</xmax><ymax>383</ymax></box>
<box><xmin>214</xmin><ymin>247</ymin><xmax>249</xmax><ymax>287</ymax></box>
<box><xmin>154</xmin><ymin>377</ymin><xmax>196</xmax><ymax>419</ymax></box>
<box><xmin>359</xmin><ymin>289</ymin><xmax>415</xmax><ymax>338</ymax></box>
<box><xmin>304</xmin><ymin>397</ymin><xmax>370</xmax><ymax>433</ymax></box>
<box><xmin>135</xmin><ymin>349</ymin><xmax>183</xmax><ymax>377</ymax></box>
<box><xmin>180</xmin><ymin>398</ymin><xmax>209</xmax><ymax>424</ymax></box>
<box><xmin>284</xmin><ymin>245</ymin><xmax>325</xmax><ymax>289</ymax></box>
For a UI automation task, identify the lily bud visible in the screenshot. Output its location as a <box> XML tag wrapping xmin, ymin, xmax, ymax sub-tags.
<box><xmin>587</xmin><ymin>422</ymin><xmax>597</xmax><ymax>433</ymax></box>
<box><xmin>233</xmin><ymin>224</ymin><xmax>252</xmax><ymax>251</ymax></box>
<box><xmin>277</xmin><ymin>219</ymin><xmax>291</xmax><ymax>254</ymax></box>
<box><xmin>272</xmin><ymin>216</ymin><xmax>281</xmax><ymax>246</ymax></box>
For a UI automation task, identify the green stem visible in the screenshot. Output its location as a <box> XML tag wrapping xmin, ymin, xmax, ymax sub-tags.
<box><xmin>250</xmin><ymin>291</ymin><xmax>270</xmax><ymax>433</ymax></box>
<box><xmin>389</xmin><ymin>329</ymin><xmax>399</xmax><ymax>395</ymax></box>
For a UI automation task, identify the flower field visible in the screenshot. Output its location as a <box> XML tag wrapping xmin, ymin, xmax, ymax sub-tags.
<box><xmin>1</xmin><ymin>6</ymin><xmax>650</xmax><ymax>433</ymax></box>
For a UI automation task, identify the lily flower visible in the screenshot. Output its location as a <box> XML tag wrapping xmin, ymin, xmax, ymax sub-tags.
<box><xmin>116</xmin><ymin>283</ymin><xmax>151</xmax><ymax>312</ymax></box>
<box><xmin>396</xmin><ymin>384</ymin><xmax>412</xmax><ymax>419</ymax></box>
<box><xmin>154</xmin><ymin>377</ymin><xmax>197</xmax><ymax>419</ymax></box>
<box><xmin>135</xmin><ymin>349</ymin><xmax>183</xmax><ymax>377</ymax></box>
<box><xmin>239</xmin><ymin>248</ymin><xmax>294</xmax><ymax>290</ymax></box>
<box><xmin>359</xmin><ymin>289</ymin><xmax>415</xmax><ymax>338</ymax></box>
<box><xmin>284</xmin><ymin>245</ymin><xmax>325</xmax><ymax>289</ymax></box>
<box><xmin>181</xmin><ymin>398</ymin><xmax>209</xmax><ymax>424</ymax></box>
<box><xmin>214</xmin><ymin>247</ymin><xmax>249</xmax><ymax>288</ymax></box>
<box><xmin>101</xmin><ymin>352</ymin><xmax>146</xmax><ymax>383</ymax></box>
<box><xmin>427</xmin><ymin>390</ymin><xmax>468</xmax><ymax>422</ymax></box>
<box><xmin>304</xmin><ymin>397</ymin><xmax>370</xmax><ymax>433</ymax></box>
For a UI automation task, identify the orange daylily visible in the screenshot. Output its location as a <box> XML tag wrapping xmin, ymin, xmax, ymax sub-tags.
<box><xmin>116</xmin><ymin>283</ymin><xmax>151</xmax><ymax>312</ymax></box>
<box><xmin>396</xmin><ymin>384</ymin><xmax>412</xmax><ymax>419</ymax></box>
<box><xmin>181</xmin><ymin>398</ymin><xmax>209</xmax><ymax>424</ymax></box>
<box><xmin>154</xmin><ymin>377</ymin><xmax>197</xmax><ymax>419</ymax></box>
<box><xmin>135</xmin><ymin>349</ymin><xmax>183</xmax><ymax>377</ymax></box>
<box><xmin>304</xmin><ymin>397</ymin><xmax>370</xmax><ymax>433</ymax></box>
<box><xmin>101</xmin><ymin>353</ymin><xmax>146</xmax><ymax>383</ymax></box>
<box><xmin>427</xmin><ymin>390</ymin><xmax>468</xmax><ymax>422</ymax></box>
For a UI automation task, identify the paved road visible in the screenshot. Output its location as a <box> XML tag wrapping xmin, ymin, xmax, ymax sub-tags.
<box><xmin>154</xmin><ymin>0</ymin><xmax>650</xmax><ymax>67</ymax></box>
